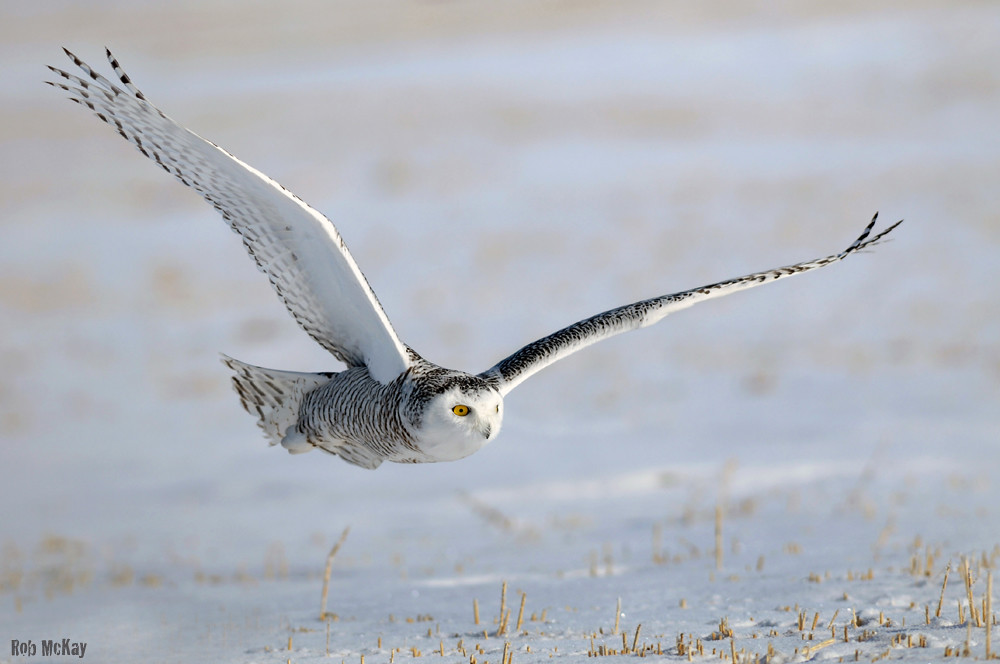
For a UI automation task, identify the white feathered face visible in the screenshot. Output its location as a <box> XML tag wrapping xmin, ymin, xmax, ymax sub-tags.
<box><xmin>420</xmin><ymin>386</ymin><xmax>504</xmax><ymax>462</ymax></box>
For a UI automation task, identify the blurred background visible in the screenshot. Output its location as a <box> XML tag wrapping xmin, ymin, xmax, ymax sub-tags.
<box><xmin>1</xmin><ymin>0</ymin><xmax>998</xmax><ymax>655</ymax></box>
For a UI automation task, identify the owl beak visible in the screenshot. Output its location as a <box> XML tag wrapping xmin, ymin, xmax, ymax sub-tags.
<box><xmin>480</xmin><ymin>423</ymin><xmax>492</xmax><ymax>440</ymax></box>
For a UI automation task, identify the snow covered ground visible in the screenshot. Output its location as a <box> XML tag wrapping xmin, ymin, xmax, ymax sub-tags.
<box><xmin>2</xmin><ymin>2</ymin><xmax>998</xmax><ymax>662</ymax></box>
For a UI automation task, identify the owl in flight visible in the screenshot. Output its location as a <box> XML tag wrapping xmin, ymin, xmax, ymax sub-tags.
<box><xmin>49</xmin><ymin>49</ymin><xmax>901</xmax><ymax>469</ymax></box>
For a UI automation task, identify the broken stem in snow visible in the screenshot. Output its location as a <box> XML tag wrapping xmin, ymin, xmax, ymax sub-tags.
<box><xmin>320</xmin><ymin>526</ymin><xmax>351</xmax><ymax>620</ymax></box>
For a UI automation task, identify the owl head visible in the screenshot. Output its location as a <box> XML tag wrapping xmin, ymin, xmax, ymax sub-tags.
<box><xmin>415</xmin><ymin>375</ymin><xmax>504</xmax><ymax>462</ymax></box>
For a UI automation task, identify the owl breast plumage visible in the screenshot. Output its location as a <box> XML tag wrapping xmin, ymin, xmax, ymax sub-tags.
<box><xmin>224</xmin><ymin>352</ymin><xmax>503</xmax><ymax>469</ymax></box>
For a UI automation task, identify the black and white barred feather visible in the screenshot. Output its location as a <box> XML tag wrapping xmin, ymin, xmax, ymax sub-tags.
<box><xmin>478</xmin><ymin>215</ymin><xmax>901</xmax><ymax>394</ymax></box>
<box><xmin>47</xmin><ymin>48</ymin><xmax>411</xmax><ymax>384</ymax></box>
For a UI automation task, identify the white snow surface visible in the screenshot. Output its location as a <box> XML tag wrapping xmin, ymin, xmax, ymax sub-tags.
<box><xmin>2</xmin><ymin>2</ymin><xmax>999</xmax><ymax>662</ymax></box>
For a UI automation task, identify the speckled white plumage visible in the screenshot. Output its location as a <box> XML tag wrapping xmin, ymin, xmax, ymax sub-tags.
<box><xmin>49</xmin><ymin>49</ymin><xmax>901</xmax><ymax>469</ymax></box>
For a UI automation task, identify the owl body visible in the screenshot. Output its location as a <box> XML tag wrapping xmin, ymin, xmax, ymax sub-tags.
<box><xmin>227</xmin><ymin>354</ymin><xmax>503</xmax><ymax>469</ymax></box>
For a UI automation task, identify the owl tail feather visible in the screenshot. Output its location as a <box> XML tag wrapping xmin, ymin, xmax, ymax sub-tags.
<box><xmin>221</xmin><ymin>355</ymin><xmax>333</xmax><ymax>452</ymax></box>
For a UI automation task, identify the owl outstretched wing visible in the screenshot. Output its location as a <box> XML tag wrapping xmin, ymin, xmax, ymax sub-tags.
<box><xmin>48</xmin><ymin>48</ymin><xmax>411</xmax><ymax>384</ymax></box>
<box><xmin>480</xmin><ymin>215</ymin><xmax>901</xmax><ymax>395</ymax></box>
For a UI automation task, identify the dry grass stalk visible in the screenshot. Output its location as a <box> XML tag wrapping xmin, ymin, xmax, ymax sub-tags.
<box><xmin>614</xmin><ymin>597</ymin><xmax>622</xmax><ymax>635</ymax></box>
<box><xmin>473</xmin><ymin>599</ymin><xmax>480</xmax><ymax>626</ymax></box>
<box><xmin>320</xmin><ymin>526</ymin><xmax>351</xmax><ymax>620</ymax></box>
<box><xmin>964</xmin><ymin>558</ymin><xmax>982</xmax><ymax>627</ymax></box>
<box><xmin>802</xmin><ymin>638</ymin><xmax>836</xmax><ymax>658</ymax></box>
<box><xmin>987</xmin><ymin>571</ymin><xmax>993</xmax><ymax>660</ymax></box>
<box><xmin>715</xmin><ymin>504</ymin><xmax>724</xmax><ymax>571</ymax></box>
<box><xmin>632</xmin><ymin>624</ymin><xmax>642</xmax><ymax>652</ymax></box>
<box><xmin>826</xmin><ymin>609</ymin><xmax>839</xmax><ymax>631</ymax></box>
<box><xmin>497</xmin><ymin>610</ymin><xmax>509</xmax><ymax>637</ymax></box>
<box><xmin>497</xmin><ymin>582</ymin><xmax>508</xmax><ymax>636</ymax></box>
<box><xmin>515</xmin><ymin>592</ymin><xmax>526</xmax><ymax>632</ymax></box>
<box><xmin>937</xmin><ymin>563</ymin><xmax>951</xmax><ymax>617</ymax></box>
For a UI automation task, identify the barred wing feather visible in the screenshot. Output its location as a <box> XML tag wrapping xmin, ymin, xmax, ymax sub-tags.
<box><xmin>481</xmin><ymin>215</ymin><xmax>901</xmax><ymax>395</ymax></box>
<box><xmin>48</xmin><ymin>48</ymin><xmax>411</xmax><ymax>384</ymax></box>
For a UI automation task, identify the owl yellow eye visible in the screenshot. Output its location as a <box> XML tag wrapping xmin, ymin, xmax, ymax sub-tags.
<box><xmin>452</xmin><ymin>405</ymin><xmax>470</xmax><ymax>417</ymax></box>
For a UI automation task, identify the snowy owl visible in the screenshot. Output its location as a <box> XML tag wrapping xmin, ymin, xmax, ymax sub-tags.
<box><xmin>49</xmin><ymin>49</ymin><xmax>901</xmax><ymax>470</ymax></box>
